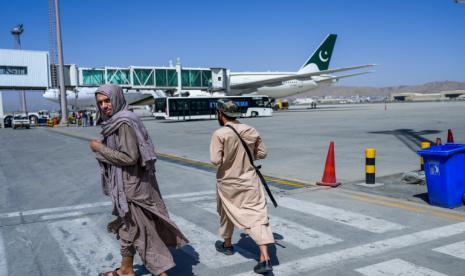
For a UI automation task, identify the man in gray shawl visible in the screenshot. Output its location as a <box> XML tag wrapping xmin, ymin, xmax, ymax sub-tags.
<box><xmin>90</xmin><ymin>84</ymin><xmax>188</xmax><ymax>276</ymax></box>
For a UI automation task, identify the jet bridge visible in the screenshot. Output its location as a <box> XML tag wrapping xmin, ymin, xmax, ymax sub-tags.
<box><xmin>77</xmin><ymin>66</ymin><xmax>227</xmax><ymax>91</ymax></box>
<box><xmin>0</xmin><ymin>48</ymin><xmax>229</xmax><ymax>92</ymax></box>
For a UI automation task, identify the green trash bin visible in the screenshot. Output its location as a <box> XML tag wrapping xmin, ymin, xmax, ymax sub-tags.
<box><xmin>417</xmin><ymin>144</ymin><xmax>465</xmax><ymax>208</ymax></box>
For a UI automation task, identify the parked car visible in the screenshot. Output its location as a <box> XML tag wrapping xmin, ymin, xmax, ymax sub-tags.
<box><xmin>28</xmin><ymin>110</ymin><xmax>51</xmax><ymax>126</ymax></box>
<box><xmin>12</xmin><ymin>114</ymin><xmax>31</xmax><ymax>129</ymax></box>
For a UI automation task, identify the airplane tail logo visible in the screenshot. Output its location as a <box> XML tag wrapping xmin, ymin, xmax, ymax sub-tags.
<box><xmin>298</xmin><ymin>34</ymin><xmax>337</xmax><ymax>74</ymax></box>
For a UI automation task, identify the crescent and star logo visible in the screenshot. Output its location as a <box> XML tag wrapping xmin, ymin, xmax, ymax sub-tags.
<box><xmin>319</xmin><ymin>50</ymin><xmax>329</xmax><ymax>62</ymax></box>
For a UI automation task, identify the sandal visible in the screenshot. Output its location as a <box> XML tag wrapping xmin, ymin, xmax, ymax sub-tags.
<box><xmin>215</xmin><ymin>240</ymin><xmax>234</xmax><ymax>255</ymax></box>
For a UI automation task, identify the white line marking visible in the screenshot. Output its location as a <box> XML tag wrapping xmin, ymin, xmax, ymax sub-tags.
<box><xmin>169</xmin><ymin>214</ymin><xmax>255</xmax><ymax>269</ymax></box>
<box><xmin>197</xmin><ymin>202</ymin><xmax>342</xmax><ymax>249</ymax></box>
<box><xmin>180</xmin><ymin>195</ymin><xmax>216</xmax><ymax>202</ymax></box>
<box><xmin>355</xmin><ymin>258</ymin><xmax>447</xmax><ymax>276</ymax></box>
<box><xmin>0</xmin><ymin>230</ymin><xmax>8</xmax><ymax>276</ymax></box>
<box><xmin>0</xmin><ymin>190</ymin><xmax>215</xmax><ymax>219</ymax></box>
<box><xmin>232</xmin><ymin>222</ymin><xmax>465</xmax><ymax>276</ymax></box>
<box><xmin>164</xmin><ymin>190</ymin><xmax>215</xmax><ymax>199</ymax></box>
<box><xmin>47</xmin><ymin>217</ymin><xmax>120</xmax><ymax>275</ymax></box>
<box><xmin>433</xmin><ymin>240</ymin><xmax>465</xmax><ymax>260</ymax></box>
<box><xmin>270</xmin><ymin>216</ymin><xmax>342</xmax><ymax>249</ymax></box>
<box><xmin>278</xmin><ymin>197</ymin><xmax>405</xmax><ymax>233</ymax></box>
<box><xmin>41</xmin><ymin>211</ymin><xmax>87</xmax><ymax>220</ymax></box>
<box><xmin>0</xmin><ymin>202</ymin><xmax>112</xmax><ymax>219</ymax></box>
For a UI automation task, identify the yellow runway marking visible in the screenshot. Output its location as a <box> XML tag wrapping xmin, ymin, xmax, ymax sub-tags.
<box><xmin>46</xmin><ymin>129</ymin><xmax>311</xmax><ymax>189</ymax></box>
<box><xmin>158</xmin><ymin>153</ymin><xmax>309</xmax><ymax>188</ymax></box>
<box><xmin>264</xmin><ymin>177</ymin><xmax>307</xmax><ymax>188</ymax></box>
<box><xmin>340</xmin><ymin>189</ymin><xmax>465</xmax><ymax>221</ymax></box>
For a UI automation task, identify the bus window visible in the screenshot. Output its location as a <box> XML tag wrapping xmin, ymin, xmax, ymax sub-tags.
<box><xmin>154</xmin><ymin>98</ymin><xmax>167</xmax><ymax>112</ymax></box>
<box><xmin>190</xmin><ymin>99</ymin><xmax>210</xmax><ymax>115</ymax></box>
<box><xmin>263</xmin><ymin>98</ymin><xmax>272</xmax><ymax>107</ymax></box>
<box><xmin>251</xmin><ymin>97</ymin><xmax>272</xmax><ymax>108</ymax></box>
<box><xmin>252</xmin><ymin>99</ymin><xmax>264</xmax><ymax>107</ymax></box>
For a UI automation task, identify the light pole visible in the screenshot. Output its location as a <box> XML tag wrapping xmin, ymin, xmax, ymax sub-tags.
<box><xmin>11</xmin><ymin>24</ymin><xmax>28</xmax><ymax>116</ymax></box>
<box><xmin>54</xmin><ymin>0</ymin><xmax>68</xmax><ymax>124</ymax></box>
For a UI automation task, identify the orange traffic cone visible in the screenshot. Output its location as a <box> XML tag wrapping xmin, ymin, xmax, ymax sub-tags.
<box><xmin>447</xmin><ymin>129</ymin><xmax>454</xmax><ymax>143</ymax></box>
<box><xmin>436</xmin><ymin>137</ymin><xmax>442</xmax><ymax>145</ymax></box>
<box><xmin>317</xmin><ymin>141</ymin><xmax>341</xmax><ymax>187</ymax></box>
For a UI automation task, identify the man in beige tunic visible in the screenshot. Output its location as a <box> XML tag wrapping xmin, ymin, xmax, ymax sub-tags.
<box><xmin>90</xmin><ymin>84</ymin><xmax>188</xmax><ymax>276</ymax></box>
<box><xmin>210</xmin><ymin>99</ymin><xmax>274</xmax><ymax>274</ymax></box>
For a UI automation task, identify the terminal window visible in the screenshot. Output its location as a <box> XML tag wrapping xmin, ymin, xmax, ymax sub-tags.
<box><xmin>0</xmin><ymin>66</ymin><xmax>28</xmax><ymax>75</ymax></box>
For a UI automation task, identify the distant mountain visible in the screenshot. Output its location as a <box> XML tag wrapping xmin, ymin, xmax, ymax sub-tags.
<box><xmin>288</xmin><ymin>81</ymin><xmax>465</xmax><ymax>100</ymax></box>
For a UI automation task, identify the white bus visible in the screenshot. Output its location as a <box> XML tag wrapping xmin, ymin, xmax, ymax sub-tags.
<box><xmin>153</xmin><ymin>95</ymin><xmax>273</xmax><ymax>120</ymax></box>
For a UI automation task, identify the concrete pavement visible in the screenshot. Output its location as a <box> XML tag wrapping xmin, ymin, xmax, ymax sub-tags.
<box><xmin>1</xmin><ymin>101</ymin><xmax>465</xmax><ymax>275</ymax></box>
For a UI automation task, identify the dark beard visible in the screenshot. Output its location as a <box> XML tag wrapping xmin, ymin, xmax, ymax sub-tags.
<box><xmin>218</xmin><ymin>117</ymin><xmax>224</xmax><ymax>126</ymax></box>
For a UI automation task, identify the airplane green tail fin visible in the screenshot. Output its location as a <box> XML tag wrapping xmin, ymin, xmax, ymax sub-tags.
<box><xmin>299</xmin><ymin>34</ymin><xmax>337</xmax><ymax>73</ymax></box>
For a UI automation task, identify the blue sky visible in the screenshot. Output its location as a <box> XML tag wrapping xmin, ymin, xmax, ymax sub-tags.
<box><xmin>1</xmin><ymin>0</ymin><xmax>464</xmax><ymax>110</ymax></box>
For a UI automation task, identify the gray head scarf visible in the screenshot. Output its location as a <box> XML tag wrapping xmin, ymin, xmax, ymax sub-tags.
<box><xmin>95</xmin><ymin>84</ymin><xmax>157</xmax><ymax>217</ymax></box>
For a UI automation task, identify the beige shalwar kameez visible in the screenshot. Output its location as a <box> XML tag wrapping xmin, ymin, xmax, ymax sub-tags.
<box><xmin>96</xmin><ymin>123</ymin><xmax>188</xmax><ymax>275</ymax></box>
<box><xmin>210</xmin><ymin>121</ymin><xmax>274</xmax><ymax>245</ymax></box>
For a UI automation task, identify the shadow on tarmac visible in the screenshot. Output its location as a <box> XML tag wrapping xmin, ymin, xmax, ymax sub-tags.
<box><xmin>413</xmin><ymin>192</ymin><xmax>430</xmax><ymax>204</ymax></box>
<box><xmin>167</xmin><ymin>245</ymin><xmax>200</xmax><ymax>276</ymax></box>
<box><xmin>368</xmin><ymin>129</ymin><xmax>441</xmax><ymax>153</ymax></box>
<box><xmin>234</xmin><ymin>233</ymin><xmax>280</xmax><ymax>275</ymax></box>
<box><xmin>133</xmin><ymin>246</ymin><xmax>200</xmax><ymax>275</ymax></box>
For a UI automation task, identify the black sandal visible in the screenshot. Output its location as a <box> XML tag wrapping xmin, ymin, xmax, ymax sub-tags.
<box><xmin>215</xmin><ymin>240</ymin><xmax>234</xmax><ymax>255</ymax></box>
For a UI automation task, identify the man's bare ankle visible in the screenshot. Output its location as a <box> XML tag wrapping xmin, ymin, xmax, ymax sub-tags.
<box><xmin>118</xmin><ymin>267</ymin><xmax>135</xmax><ymax>276</ymax></box>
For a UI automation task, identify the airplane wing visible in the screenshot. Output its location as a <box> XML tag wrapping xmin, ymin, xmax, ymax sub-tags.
<box><xmin>314</xmin><ymin>71</ymin><xmax>374</xmax><ymax>84</ymax></box>
<box><xmin>228</xmin><ymin>64</ymin><xmax>375</xmax><ymax>90</ymax></box>
<box><xmin>129</xmin><ymin>94</ymin><xmax>155</xmax><ymax>105</ymax></box>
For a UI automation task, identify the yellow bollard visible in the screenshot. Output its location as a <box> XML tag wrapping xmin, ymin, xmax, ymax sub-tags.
<box><xmin>365</xmin><ymin>148</ymin><xmax>376</xmax><ymax>184</ymax></box>
<box><xmin>420</xmin><ymin>142</ymin><xmax>431</xmax><ymax>170</ymax></box>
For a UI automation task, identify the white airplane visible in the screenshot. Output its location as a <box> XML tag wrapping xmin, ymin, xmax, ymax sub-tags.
<box><xmin>42</xmin><ymin>88</ymin><xmax>164</xmax><ymax>109</ymax></box>
<box><xmin>43</xmin><ymin>34</ymin><xmax>373</xmax><ymax>108</ymax></box>
<box><xmin>225</xmin><ymin>34</ymin><xmax>374</xmax><ymax>98</ymax></box>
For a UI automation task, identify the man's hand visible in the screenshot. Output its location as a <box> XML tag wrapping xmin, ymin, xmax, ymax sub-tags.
<box><xmin>90</xmin><ymin>139</ymin><xmax>102</xmax><ymax>152</ymax></box>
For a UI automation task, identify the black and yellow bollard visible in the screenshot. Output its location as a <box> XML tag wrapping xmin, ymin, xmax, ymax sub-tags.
<box><xmin>420</xmin><ymin>142</ymin><xmax>431</xmax><ymax>170</ymax></box>
<box><xmin>365</xmin><ymin>148</ymin><xmax>376</xmax><ymax>184</ymax></box>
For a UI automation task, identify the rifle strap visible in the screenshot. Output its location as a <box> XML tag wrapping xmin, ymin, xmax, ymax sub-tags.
<box><xmin>225</xmin><ymin>125</ymin><xmax>278</xmax><ymax>207</ymax></box>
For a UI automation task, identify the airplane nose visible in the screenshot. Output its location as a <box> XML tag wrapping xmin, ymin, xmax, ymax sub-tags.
<box><xmin>43</xmin><ymin>89</ymin><xmax>57</xmax><ymax>101</ymax></box>
<box><xmin>43</xmin><ymin>91</ymin><xmax>51</xmax><ymax>99</ymax></box>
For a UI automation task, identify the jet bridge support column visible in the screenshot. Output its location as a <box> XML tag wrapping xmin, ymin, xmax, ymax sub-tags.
<box><xmin>0</xmin><ymin>91</ymin><xmax>4</xmax><ymax>128</ymax></box>
<box><xmin>176</xmin><ymin>58</ymin><xmax>182</xmax><ymax>95</ymax></box>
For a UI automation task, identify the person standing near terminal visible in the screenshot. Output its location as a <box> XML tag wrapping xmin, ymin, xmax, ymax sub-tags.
<box><xmin>89</xmin><ymin>84</ymin><xmax>188</xmax><ymax>276</ymax></box>
<box><xmin>76</xmin><ymin>111</ymin><xmax>81</xmax><ymax>126</ymax></box>
<box><xmin>210</xmin><ymin>99</ymin><xmax>274</xmax><ymax>274</ymax></box>
<box><xmin>83</xmin><ymin>111</ymin><xmax>88</xmax><ymax>127</ymax></box>
<box><xmin>89</xmin><ymin>110</ymin><xmax>94</xmax><ymax>126</ymax></box>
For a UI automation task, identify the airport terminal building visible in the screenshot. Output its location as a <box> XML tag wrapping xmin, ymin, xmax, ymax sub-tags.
<box><xmin>391</xmin><ymin>90</ymin><xmax>465</xmax><ymax>102</ymax></box>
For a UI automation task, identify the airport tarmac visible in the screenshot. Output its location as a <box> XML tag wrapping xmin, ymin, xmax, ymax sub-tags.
<box><xmin>1</xmin><ymin>101</ymin><xmax>465</xmax><ymax>275</ymax></box>
<box><xmin>44</xmin><ymin>101</ymin><xmax>465</xmax><ymax>183</ymax></box>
